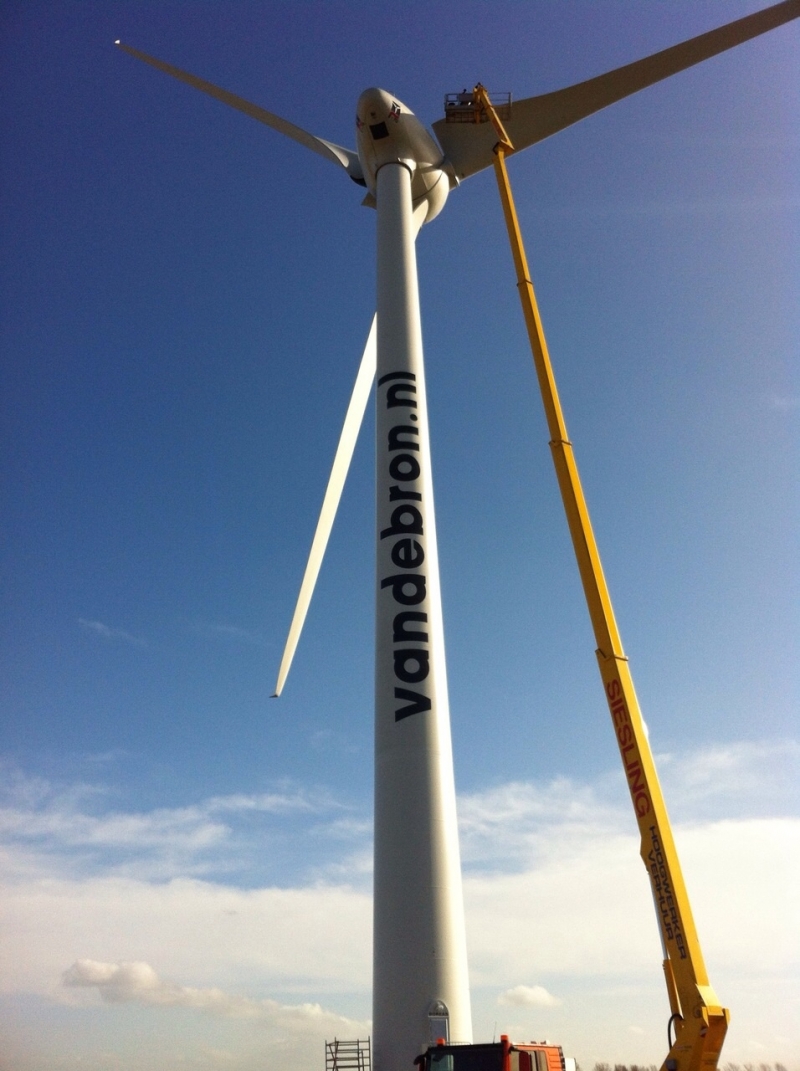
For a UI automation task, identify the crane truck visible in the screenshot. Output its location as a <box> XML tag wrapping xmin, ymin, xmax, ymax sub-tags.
<box><xmin>412</xmin><ymin>84</ymin><xmax>732</xmax><ymax>1071</ymax></box>
<box><xmin>418</xmin><ymin>1037</ymin><xmax>573</xmax><ymax>1071</ymax></box>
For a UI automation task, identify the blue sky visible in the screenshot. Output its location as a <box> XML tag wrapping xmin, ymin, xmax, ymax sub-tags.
<box><xmin>1</xmin><ymin>2</ymin><xmax>798</xmax><ymax>1069</ymax></box>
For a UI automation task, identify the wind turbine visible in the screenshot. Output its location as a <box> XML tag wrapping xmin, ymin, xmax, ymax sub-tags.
<box><xmin>116</xmin><ymin>4</ymin><xmax>799</xmax><ymax>1070</ymax></box>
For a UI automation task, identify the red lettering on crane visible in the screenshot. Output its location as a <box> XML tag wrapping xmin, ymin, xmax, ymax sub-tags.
<box><xmin>605</xmin><ymin>676</ymin><xmax>651</xmax><ymax>817</ymax></box>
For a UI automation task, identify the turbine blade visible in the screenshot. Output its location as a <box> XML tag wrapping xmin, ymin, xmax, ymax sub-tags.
<box><xmin>434</xmin><ymin>0</ymin><xmax>800</xmax><ymax>181</ymax></box>
<box><xmin>272</xmin><ymin>316</ymin><xmax>377</xmax><ymax>697</ymax></box>
<box><xmin>115</xmin><ymin>41</ymin><xmax>365</xmax><ymax>184</ymax></box>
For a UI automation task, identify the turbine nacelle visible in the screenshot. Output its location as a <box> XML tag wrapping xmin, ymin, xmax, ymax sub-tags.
<box><xmin>356</xmin><ymin>88</ymin><xmax>450</xmax><ymax>225</ymax></box>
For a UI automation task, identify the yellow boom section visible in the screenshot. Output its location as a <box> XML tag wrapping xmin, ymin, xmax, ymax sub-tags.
<box><xmin>473</xmin><ymin>85</ymin><xmax>729</xmax><ymax>1071</ymax></box>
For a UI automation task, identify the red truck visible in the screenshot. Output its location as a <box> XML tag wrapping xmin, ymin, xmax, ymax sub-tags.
<box><xmin>416</xmin><ymin>1036</ymin><xmax>573</xmax><ymax>1071</ymax></box>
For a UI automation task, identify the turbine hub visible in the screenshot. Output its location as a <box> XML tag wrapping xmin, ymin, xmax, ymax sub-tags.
<box><xmin>356</xmin><ymin>88</ymin><xmax>449</xmax><ymax>224</ymax></box>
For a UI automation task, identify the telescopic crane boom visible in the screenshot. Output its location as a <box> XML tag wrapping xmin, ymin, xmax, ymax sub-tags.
<box><xmin>474</xmin><ymin>83</ymin><xmax>729</xmax><ymax>1071</ymax></box>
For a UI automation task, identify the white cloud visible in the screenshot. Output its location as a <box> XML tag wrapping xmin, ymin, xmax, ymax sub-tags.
<box><xmin>81</xmin><ymin>749</ymin><xmax>130</xmax><ymax>766</ymax></box>
<box><xmin>499</xmin><ymin>985</ymin><xmax>561</xmax><ymax>1008</ymax></box>
<box><xmin>655</xmin><ymin>740</ymin><xmax>800</xmax><ymax>819</ymax></box>
<box><xmin>1</xmin><ymin>875</ymin><xmax>373</xmax><ymax>1001</ymax></box>
<box><xmin>457</xmin><ymin>776</ymin><xmax>625</xmax><ymax>874</ymax></box>
<box><xmin>62</xmin><ymin>958</ymin><xmax>369</xmax><ymax>1032</ymax></box>
<box><xmin>78</xmin><ymin>618</ymin><xmax>146</xmax><ymax>646</ymax></box>
<box><xmin>1</xmin><ymin>740</ymin><xmax>798</xmax><ymax>1069</ymax></box>
<box><xmin>1</xmin><ymin>800</ymin><xmax>227</xmax><ymax>852</ymax></box>
<box><xmin>462</xmin><ymin>808</ymin><xmax>799</xmax><ymax>982</ymax></box>
<box><xmin>0</xmin><ymin>769</ymin><xmax>352</xmax><ymax>882</ymax></box>
<box><xmin>454</xmin><ymin>739</ymin><xmax>800</xmax><ymax>879</ymax></box>
<box><xmin>768</xmin><ymin>393</ymin><xmax>799</xmax><ymax>412</ymax></box>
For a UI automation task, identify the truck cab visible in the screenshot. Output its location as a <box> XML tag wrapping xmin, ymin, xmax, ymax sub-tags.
<box><xmin>417</xmin><ymin>1036</ymin><xmax>572</xmax><ymax>1071</ymax></box>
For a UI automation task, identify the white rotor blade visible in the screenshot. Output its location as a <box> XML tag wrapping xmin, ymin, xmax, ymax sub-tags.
<box><xmin>434</xmin><ymin>0</ymin><xmax>800</xmax><ymax>181</ymax></box>
<box><xmin>115</xmin><ymin>42</ymin><xmax>365</xmax><ymax>184</ymax></box>
<box><xmin>272</xmin><ymin>316</ymin><xmax>377</xmax><ymax>697</ymax></box>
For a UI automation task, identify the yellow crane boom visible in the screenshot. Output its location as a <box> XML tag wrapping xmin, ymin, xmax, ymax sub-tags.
<box><xmin>473</xmin><ymin>84</ymin><xmax>729</xmax><ymax>1071</ymax></box>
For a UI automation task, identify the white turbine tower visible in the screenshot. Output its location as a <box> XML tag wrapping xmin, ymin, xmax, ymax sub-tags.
<box><xmin>116</xmin><ymin>4</ymin><xmax>799</xmax><ymax>1069</ymax></box>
